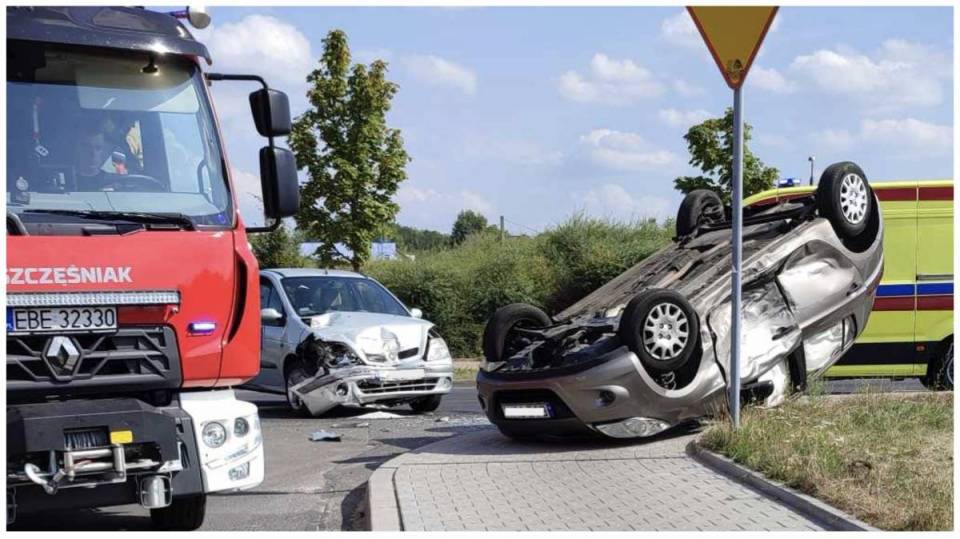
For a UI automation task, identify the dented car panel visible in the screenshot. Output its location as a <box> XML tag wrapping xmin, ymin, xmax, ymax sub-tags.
<box><xmin>245</xmin><ymin>269</ymin><xmax>453</xmax><ymax>415</ymax></box>
<box><xmin>478</xmin><ymin>193</ymin><xmax>883</xmax><ymax>439</ymax></box>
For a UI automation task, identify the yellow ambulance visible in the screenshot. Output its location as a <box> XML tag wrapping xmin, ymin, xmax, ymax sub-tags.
<box><xmin>744</xmin><ymin>180</ymin><xmax>953</xmax><ymax>389</ymax></box>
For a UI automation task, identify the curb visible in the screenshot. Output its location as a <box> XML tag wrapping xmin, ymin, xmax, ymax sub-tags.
<box><xmin>366</xmin><ymin>467</ymin><xmax>402</xmax><ymax>531</ymax></box>
<box><xmin>686</xmin><ymin>441</ymin><xmax>878</xmax><ymax>531</ymax></box>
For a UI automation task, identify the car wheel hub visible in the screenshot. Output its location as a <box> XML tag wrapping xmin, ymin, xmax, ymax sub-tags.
<box><xmin>839</xmin><ymin>173</ymin><xmax>868</xmax><ymax>225</ymax></box>
<box><xmin>946</xmin><ymin>342</ymin><xmax>954</xmax><ymax>387</ymax></box>
<box><xmin>642</xmin><ymin>302</ymin><xmax>689</xmax><ymax>361</ymax></box>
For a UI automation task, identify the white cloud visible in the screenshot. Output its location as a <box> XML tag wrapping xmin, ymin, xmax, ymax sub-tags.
<box><xmin>814</xmin><ymin>128</ymin><xmax>856</xmax><ymax>152</ymax></box>
<box><xmin>860</xmin><ymin>118</ymin><xmax>952</xmax><ymax>154</ymax></box>
<box><xmin>580</xmin><ymin>129</ymin><xmax>678</xmax><ymax>171</ymax></box>
<box><xmin>660</xmin><ymin>10</ymin><xmax>701</xmax><ymax>50</ymax></box>
<box><xmin>672</xmin><ymin>78</ymin><xmax>705</xmax><ymax>97</ymax></box>
<box><xmin>396</xmin><ymin>186</ymin><xmax>493</xmax><ymax>215</ymax></box>
<box><xmin>789</xmin><ymin>39</ymin><xmax>950</xmax><ymax>110</ymax></box>
<box><xmin>576</xmin><ymin>184</ymin><xmax>672</xmax><ymax>221</ymax></box>
<box><xmin>198</xmin><ymin>15</ymin><xmax>313</xmax><ymax>88</ymax></box>
<box><xmin>558</xmin><ymin>53</ymin><xmax>665</xmax><ymax>105</ymax></box>
<box><xmin>466</xmin><ymin>138</ymin><xmax>564</xmax><ymax>167</ymax></box>
<box><xmin>750</xmin><ymin>66</ymin><xmax>795</xmax><ymax>93</ymax></box>
<box><xmin>658</xmin><ymin>108</ymin><xmax>712</xmax><ymax>128</ymax></box>
<box><xmin>402</xmin><ymin>54</ymin><xmax>477</xmax><ymax>94</ymax></box>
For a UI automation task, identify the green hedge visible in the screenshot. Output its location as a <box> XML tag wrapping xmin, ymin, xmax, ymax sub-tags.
<box><xmin>365</xmin><ymin>216</ymin><xmax>674</xmax><ymax>357</ymax></box>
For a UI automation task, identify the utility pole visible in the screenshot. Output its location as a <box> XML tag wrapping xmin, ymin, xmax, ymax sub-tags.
<box><xmin>499</xmin><ymin>215</ymin><xmax>505</xmax><ymax>243</ymax></box>
<box><xmin>808</xmin><ymin>155</ymin><xmax>815</xmax><ymax>186</ymax></box>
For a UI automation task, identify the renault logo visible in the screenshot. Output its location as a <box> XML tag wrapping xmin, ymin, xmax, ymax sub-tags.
<box><xmin>43</xmin><ymin>336</ymin><xmax>81</xmax><ymax>377</ymax></box>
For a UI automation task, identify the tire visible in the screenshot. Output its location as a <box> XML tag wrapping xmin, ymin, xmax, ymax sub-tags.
<box><xmin>676</xmin><ymin>189</ymin><xmax>723</xmax><ymax>238</ymax></box>
<box><xmin>151</xmin><ymin>495</ymin><xmax>206</xmax><ymax>531</ymax></box>
<box><xmin>482</xmin><ymin>303</ymin><xmax>552</xmax><ymax>363</ymax></box>
<box><xmin>618</xmin><ymin>289</ymin><xmax>700</xmax><ymax>375</ymax></box>
<box><xmin>409</xmin><ymin>394</ymin><xmax>443</xmax><ymax>413</ymax></box>
<box><xmin>926</xmin><ymin>339</ymin><xmax>954</xmax><ymax>391</ymax></box>
<box><xmin>285</xmin><ymin>361</ymin><xmax>309</xmax><ymax>412</ymax></box>
<box><xmin>816</xmin><ymin>161</ymin><xmax>875</xmax><ymax>241</ymax></box>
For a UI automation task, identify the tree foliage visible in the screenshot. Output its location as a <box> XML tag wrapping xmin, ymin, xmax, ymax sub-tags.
<box><xmin>249</xmin><ymin>226</ymin><xmax>310</xmax><ymax>269</ymax></box>
<box><xmin>451</xmin><ymin>210</ymin><xmax>489</xmax><ymax>245</ymax></box>
<box><xmin>674</xmin><ymin>107</ymin><xmax>778</xmax><ymax>202</ymax></box>
<box><xmin>386</xmin><ymin>223</ymin><xmax>451</xmax><ymax>253</ymax></box>
<box><xmin>289</xmin><ymin>29</ymin><xmax>409</xmax><ymax>271</ymax></box>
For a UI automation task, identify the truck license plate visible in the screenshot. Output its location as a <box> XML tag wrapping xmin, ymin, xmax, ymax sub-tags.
<box><xmin>501</xmin><ymin>403</ymin><xmax>551</xmax><ymax>419</ymax></box>
<box><xmin>8</xmin><ymin>306</ymin><xmax>117</xmax><ymax>333</ymax></box>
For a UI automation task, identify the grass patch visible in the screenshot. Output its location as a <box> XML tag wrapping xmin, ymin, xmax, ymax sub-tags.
<box><xmin>700</xmin><ymin>391</ymin><xmax>953</xmax><ymax>530</ymax></box>
<box><xmin>453</xmin><ymin>360</ymin><xmax>480</xmax><ymax>382</ymax></box>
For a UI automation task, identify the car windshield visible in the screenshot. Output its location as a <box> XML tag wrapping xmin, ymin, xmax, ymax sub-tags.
<box><xmin>281</xmin><ymin>276</ymin><xmax>410</xmax><ymax>318</ymax></box>
<box><xmin>6</xmin><ymin>42</ymin><xmax>232</xmax><ymax>227</ymax></box>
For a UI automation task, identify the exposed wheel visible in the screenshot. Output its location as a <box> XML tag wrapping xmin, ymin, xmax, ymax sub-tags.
<box><xmin>926</xmin><ymin>339</ymin><xmax>954</xmax><ymax>391</ymax></box>
<box><xmin>285</xmin><ymin>361</ymin><xmax>309</xmax><ymax>412</ymax></box>
<box><xmin>482</xmin><ymin>303</ymin><xmax>552</xmax><ymax>363</ymax></box>
<box><xmin>816</xmin><ymin>162</ymin><xmax>875</xmax><ymax>240</ymax></box>
<box><xmin>151</xmin><ymin>495</ymin><xmax>206</xmax><ymax>530</ymax></box>
<box><xmin>619</xmin><ymin>289</ymin><xmax>699</xmax><ymax>375</ymax></box>
<box><xmin>676</xmin><ymin>189</ymin><xmax>724</xmax><ymax>238</ymax></box>
<box><xmin>409</xmin><ymin>394</ymin><xmax>442</xmax><ymax>413</ymax></box>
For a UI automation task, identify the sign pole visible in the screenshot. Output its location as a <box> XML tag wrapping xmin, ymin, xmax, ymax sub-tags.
<box><xmin>729</xmin><ymin>85</ymin><xmax>744</xmax><ymax>428</ymax></box>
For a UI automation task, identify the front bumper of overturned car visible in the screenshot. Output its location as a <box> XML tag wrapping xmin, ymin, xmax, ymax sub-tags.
<box><xmin>476</xmin><ymin>346</ymin><xmax>728</xmax><ymax>439</ymax></box>
<box><xmin>291</xmin><ymin>360</ymin><xmax>454</xmax><ymax>416</ymax></box>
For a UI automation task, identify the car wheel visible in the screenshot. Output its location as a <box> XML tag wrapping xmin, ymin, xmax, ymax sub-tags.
<box><xmin>816</xmin><ymin>161</ymin><xmax>875</xmax><ymax>240</ymax></box>
<box><xmin>927</xmin><ymin>339</ymin><xmax>954</xmax><ymax>391</ymax></box>
<box><xmin>619</xmin><ymin>289</ymin><xmax>700</xmax><ymax>375</ymax></box>
<box><xmin>483</xmin><ymin>303</ymin><xmax>552</xmax><ymax>363</ymax></box>
<box><xmin>151</xmin><ymin>495</ymin><xmax>206</xmax><ymax>531</ymax></box>
<box><xmin>409</xmin><ymin>394</ymin><xmax>443</xmax><ymax>413</ymax></box>
<box><xmin>676</xmin><ymin>189</ymin><xmax>724</xmax><ymax>238</ymax></box>
<box><xmin>285</xmin><ymin>362</ymin><xmax>309</xmax><ymax>412</ymax></box>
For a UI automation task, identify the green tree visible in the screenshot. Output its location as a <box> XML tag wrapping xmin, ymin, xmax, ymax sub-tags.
<box><xmin>673</xmin><ymin>107</ymin><xmax>779</xmax><ymax>202</ymax></box>
<box><xmin>289</xmin><ymin>29</ymin><xmax>410</xmax><ymax>271</ymax></box>
<box><xmin>451</xmin><ymin>210</ymin><xmax>489</xmax><ymax>245</ymax></box>
<box><xmin>387</xmin><ymin>223</ymin><xmax>451</xmax><ymax>253</ymax></box>
<box><xmin>249</xmin><ymin>225</ymin><xmax>310</xmax><ymax>269</ymax></box>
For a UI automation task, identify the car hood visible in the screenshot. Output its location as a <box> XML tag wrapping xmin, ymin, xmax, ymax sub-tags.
<box><xmin>306</xmin><ymin>311</ymin><xmax>433</xmax><ymax>359</ymax></box>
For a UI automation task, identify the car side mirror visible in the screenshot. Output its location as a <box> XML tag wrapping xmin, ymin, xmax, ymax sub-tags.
<box><xmin>259</xmin><ymin>147</ymin><xmax>300</xmax><ymax>219</ymax></box>
<box><xmin>249</xmin><ymin>88</ymin><xmax>291</xmax><ymax>137</ymax></box>
<box><xmin>410</xmin><ymin>308</ymin><xmax>423</xmax><ymax>319</ymax></box>
<box><xmin>261</xmin><ymin>307</ymin><xmax>284</xmax><ymax>323</ymax></box>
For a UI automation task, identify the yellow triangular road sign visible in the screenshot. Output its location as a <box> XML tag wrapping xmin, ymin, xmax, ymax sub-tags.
<box><xmin>687</xmin><ymin>6</ymin><xmax>779</xmax><ymax>89</ymax></box>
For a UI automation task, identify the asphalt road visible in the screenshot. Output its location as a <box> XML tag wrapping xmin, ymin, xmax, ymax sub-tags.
<box><xmin>9</xmin><ymin>377</ymin><xmax>929</xmax><ymax>530</ymax></box>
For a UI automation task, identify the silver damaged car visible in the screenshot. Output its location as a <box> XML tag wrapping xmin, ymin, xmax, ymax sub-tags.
<box><xmin>477</xmin><ymin>161</ymin><xmax>884</xmax><ymax>440</ymax></box>
<box><xmin>246</xmin><ymin>269</ymin><xmax>454</xmax><ymax>415</ymax></box>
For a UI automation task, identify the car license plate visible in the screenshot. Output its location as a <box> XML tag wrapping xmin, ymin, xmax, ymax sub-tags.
<box><xmin>502</xmin><ymin>403</ymin><xmax>551</xmax><ymax>419</ymax></box>
<box><xmin>380</xmin><ymin>368</ymin><xmax>425</xmax><ymax>381</ymax></box>
<box><xmin>8</xmin><ymin>306</ymin><xmax>117</xmax><ymax>333</ymax></box>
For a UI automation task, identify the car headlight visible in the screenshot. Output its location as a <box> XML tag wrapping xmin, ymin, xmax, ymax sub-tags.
<box><xmin>427</xmin><ymin>337</ymin><xmax>452</xmax><ymax>362</ymax></box>
<box><xmin>234</xmin><ymin>417</ymin><xmax>250</xmax><ymax>437</ymax></box>
<box><xmin>382</xmin><ymin>330</ymin><xmax>400</xmax><ymax>362</ymax></box>
<box><xmin>202</xmin><ymin>421</ymin><xmax>227</xmax><ymax>448</ymax></box>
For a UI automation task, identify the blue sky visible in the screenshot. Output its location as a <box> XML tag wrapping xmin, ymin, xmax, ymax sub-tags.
<box><xmin>190</xmin><ymin>6</ymin><xmax>954</xmax><ymax>233</ymax></box>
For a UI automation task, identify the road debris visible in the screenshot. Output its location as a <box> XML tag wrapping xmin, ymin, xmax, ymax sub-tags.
<box><xmin>309</xmin><ymin>430</ymin><xmax>342</xmax><ymax>442</ymax></box>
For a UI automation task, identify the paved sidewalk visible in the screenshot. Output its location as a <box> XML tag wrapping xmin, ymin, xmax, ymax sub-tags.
<box><xmin>369</xmin><ymin>427</ymin><xmax>823</xmax><ymax>531</ymax></box>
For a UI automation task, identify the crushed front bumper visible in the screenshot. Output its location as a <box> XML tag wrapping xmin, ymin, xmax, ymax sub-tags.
<box><xmin>292</xmin><ymin>361</ymin><xmax>454</xmax><ymax>415</ymax></box>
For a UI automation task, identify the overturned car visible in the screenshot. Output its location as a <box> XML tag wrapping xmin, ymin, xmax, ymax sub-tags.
<box><xmin>477</xmin><ymin>161</ymin><xmax>884</xmax><ymax>440</ymax></box>
<box><xmin>245</xmin><ymin>269</ymin><xmax>454</xmax><ymax>415</ymax></box>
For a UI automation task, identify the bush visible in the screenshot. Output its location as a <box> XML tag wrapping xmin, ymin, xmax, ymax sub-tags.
<box><xmin>366</xmin><ymin>217</ymin><xmax>673</xmax><ymax>357</ymax></box>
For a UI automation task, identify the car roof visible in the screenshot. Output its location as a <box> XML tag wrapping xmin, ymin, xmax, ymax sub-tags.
<box><xmin>261</xmin><ymin>268</ymin><xmax>367</xmax><ymax>279</ymax></box>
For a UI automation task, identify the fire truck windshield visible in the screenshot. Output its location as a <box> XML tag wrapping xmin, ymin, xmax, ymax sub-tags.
<box><xmin>6</xmin><ymin>42</ymin><xmax>234</xmax><ymax>228</ymax></box>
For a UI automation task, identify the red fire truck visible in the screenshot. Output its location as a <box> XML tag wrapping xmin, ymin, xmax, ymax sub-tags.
<box><xmin>6</xmin><ymin>6</ymin><xmax>299</xmax><ymax>529</ymax></box>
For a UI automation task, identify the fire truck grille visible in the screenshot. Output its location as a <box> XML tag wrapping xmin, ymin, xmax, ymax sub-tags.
<box><xmin>7</xmin><ymin>326</ymin><xmax>182</xmax><ymax>398</ymax></box>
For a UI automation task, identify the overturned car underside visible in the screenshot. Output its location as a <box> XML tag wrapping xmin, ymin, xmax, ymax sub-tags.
<box><xmin>477</xmin><ymin>162</ymin><xmax>883</xmax><ymax>440</ymax></box>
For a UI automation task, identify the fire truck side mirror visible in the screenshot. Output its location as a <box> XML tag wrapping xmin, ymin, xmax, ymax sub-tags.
<box><xmin>249</xmin><ymin>88</ymin><xmax>291</xmax><ymax>137</ymax></box>
<box><xmin>259</xmin><ymin>147</ymin><xmax>300</xmax><ymax>219</ymax></box>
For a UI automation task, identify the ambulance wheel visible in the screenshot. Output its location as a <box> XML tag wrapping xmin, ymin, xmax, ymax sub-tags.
<box><xmin>619</xmin><ymin>289</ymin><xmax>699</xmax><ymax>375</ymax></box>
<box><xmin>925</xmin><ymin>339</ymin><xmax>954</xmax><ymax>391</ymax></box>
<box><xmin>817</xmin><ymin>161</ymin><xmax>875</xmax><ymax>240</ymax></box>
<box><xmin>151</xmin><ymin>495</ymin><xmax>206</xmax><ymax>530</ymax></box>
<box><xmin>483</xmin><ymin>303</ymin><xmax>552</xmax><ymax>363</ymax></box>
<box><xmin>676</xmin><ymin>189</ymin><xmax>724</xmax><ymax>238</ymax></box>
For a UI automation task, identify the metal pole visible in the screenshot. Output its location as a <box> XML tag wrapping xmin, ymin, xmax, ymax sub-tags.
<box><xmin>729</xmin><ymin>86</ymin><xmax>744</xmax><ymax>429</ymax></box>
<box><xmin>808</xmin><ymin>156</ymin><xmax>815</xmax><ymax>186</ymax></box>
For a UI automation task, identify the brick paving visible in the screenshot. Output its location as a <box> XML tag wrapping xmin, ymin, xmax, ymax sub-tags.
<box><xmin>374</xmin><ymin>428</ymin><xmax>822</xmax><ymax>531</ymax></box>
